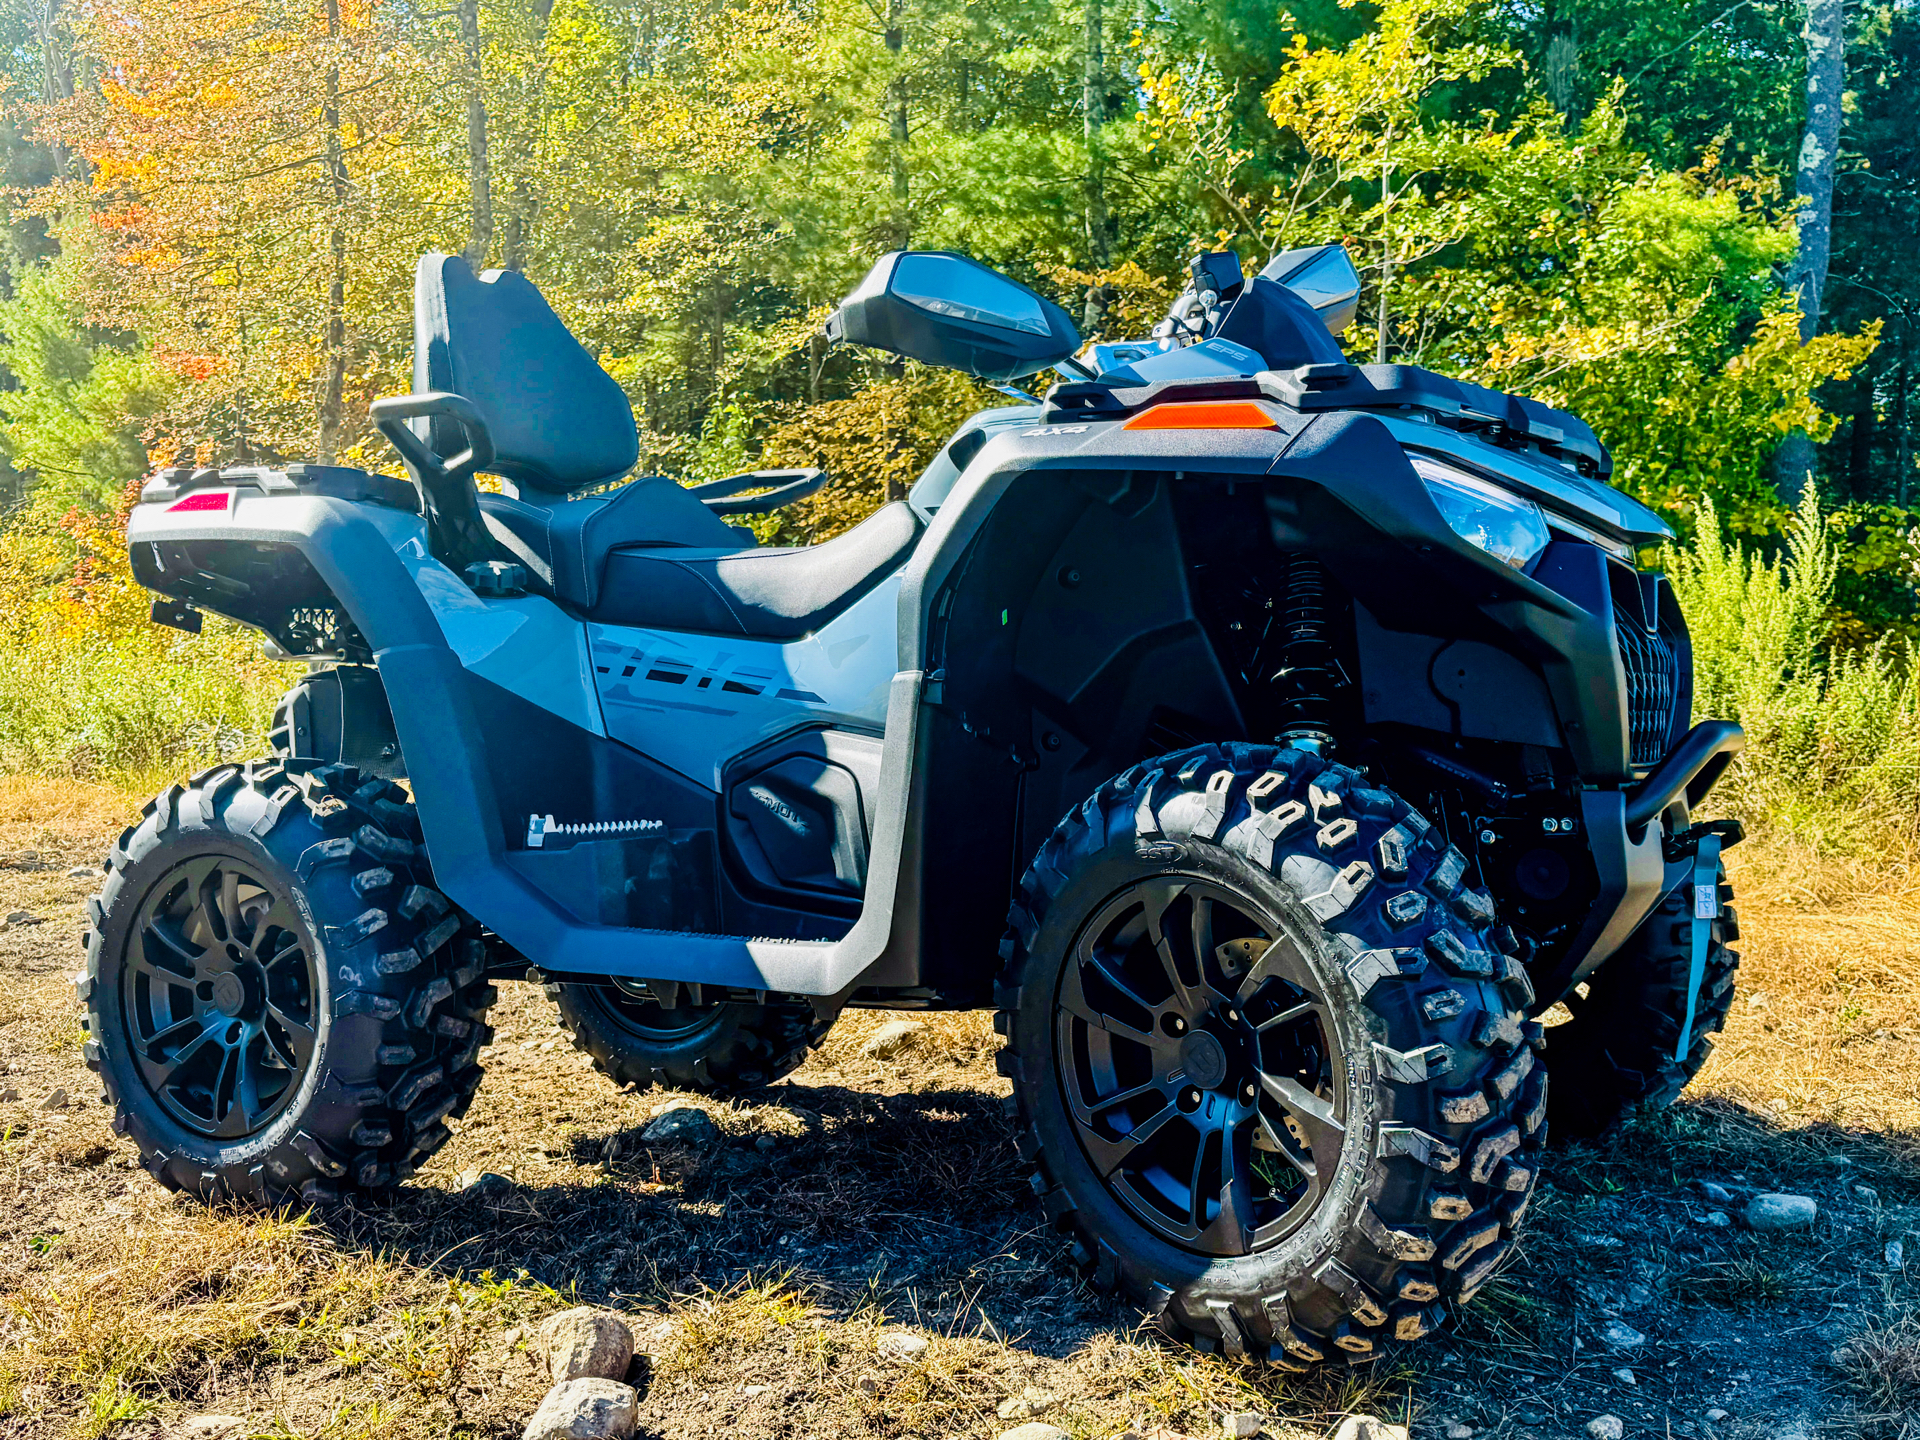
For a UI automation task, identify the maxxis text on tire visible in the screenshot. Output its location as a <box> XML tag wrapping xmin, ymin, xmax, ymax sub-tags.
<box><xmin>996</xmin><ymin>742</ymin><xmax>1547</xmax><ymax>1366</ymax></box>
<box><xmin>551</xmin><ymin>981</ymin><xmax>832</xmax><ymax>1093</ymax></box>
<box><xmin>78</xmin><ymin>761</ymin><xmax>495</xmax><ymax>1205</ymax></box>
<box><xmin>1542</xmin><ymin>866</ymin><xmax>1739</xmax><ymax>1138</ymax></box>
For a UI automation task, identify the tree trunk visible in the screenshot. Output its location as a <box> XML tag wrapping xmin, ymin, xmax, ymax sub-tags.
<box><xmin>316</xmin><ymin>0</ymin><xmax>351</xmax><ymax>464</ymax></box>
<box><xmin>36</xmin><ymin>0</ymin><xmax>81</xmax><ymax>182</ymax></box>
<box><xmin>1773</xmin><ymin>0</ymin><xmax>1846</xmax><ymax>502</ymax></box>
<box><xmin>885</xmin><ymin>0</ymin><xmax>910</xmax><ymax>249</ymax></box>
<box><xmin>1846</xmin><ymin>398</ymin><xmax>1874</xmax><ymax>497</ymax></box>
<box><xmin>459</xmin><ymin>0</ymin><xmax>493</xmax><ymax>267</ymax></box>
<box><xmin>1375</xmin><ymin>136</ymin><xmax>1392</xmax><ymax>364</ymax></box>
<box><xmin>1542</xmin><ymin>2</ymin><xmax>1580</xmax><ymax>120</ymax></box>
<box><xmin>1080</xmin><ymin>0</ymin><xmax>1113</xmax><ymax>335</ymax></box>
<box><xmin>501</xmin><ymin>0</ymin><xmax>558</xmax><ymax>271</ymax></box>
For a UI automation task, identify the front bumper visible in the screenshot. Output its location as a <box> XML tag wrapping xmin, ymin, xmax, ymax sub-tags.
<box><xmin>1532</xmin><ymin>719</ymin><xmax>1745</xmax><ymax>1010</ymax></box>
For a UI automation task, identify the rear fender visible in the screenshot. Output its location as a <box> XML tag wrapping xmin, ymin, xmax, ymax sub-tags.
<box><xmin>127</xmin><ymin>491</ymin><xmax>929</xmax><ymax>997</ymax></box>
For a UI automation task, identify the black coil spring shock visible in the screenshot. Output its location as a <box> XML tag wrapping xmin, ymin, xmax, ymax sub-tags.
<box><xmin>1270</xmin><ymin>554</ymin><xmax>1345</xmax><ymax>752</ymax></box>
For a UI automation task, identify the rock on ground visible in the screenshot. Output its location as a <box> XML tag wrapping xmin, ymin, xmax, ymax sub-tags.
<box><xmin>860</xmin><ymin>1018</ymin><xmax>926</xmax><ymax>1059</ymax></box>
<box><xmin>1222</xmin><ymin>1409</ymin><xmax>1264</xmax><ymax>1438</ymax></box>
<box><xmin>1332</xmin><ymin>1417</ymin><xmax>1408</xmax><ymax>1440</ymax></box>
<box><xmin>1599</xmin><ymin>1319</ymin><xmax>1646</xmax><ymax>1349</ymax></box>
<box><xmin>1744</xmin><ymin>1193</ymin><xmax>1818</xmax><ymax>1231</ymax></box>
<box><xmin>997</xmin><ymin>1427</ymin><xmax>1069</xmax><ymax>1441</ymax></box>
<box><xmin>457</xmin><ymin>1169</ymin><xmax>513</xmax><ymax>1197</ymax></box>
<box><xmin>176</xmin><ymin>1417</ymin><xmax>249</xmax><ymax>1439</ymax></box>
<box><xmin>996</xmin><ymin>1389</ymin><xmax>1059</xmax><ymax>1421</ymax></box>
<box><xmin>639</xmin><ymin>1105</ymin><xmax>720</xmax><ymax>1149</ymax></box>
<box><xmin>1445</xmin><ymin>1425</ymin><xmax>1474</xmax><ymax>1440</ymax></box>
<box><xmin>538</xmin><ymin>1307</ymin><xmax>635</xmax><ymax>1383</ymax></box>
<box><xmin>1585</xmin><ymin>1416</ymin><xmax>1625</xmax><ymax>1440</ymax></box>
<box><xmin>877</xmin><ymin>1329</ymin><xmax>928</xmax><ymax>1362</ymax></box>
<box><xmin>522</xmin><ymin>1377</ymin><xmax>638</xmax><ymax>1439</ymax></box>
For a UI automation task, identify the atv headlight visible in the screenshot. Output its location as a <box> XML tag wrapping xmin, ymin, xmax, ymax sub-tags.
<box><xmin>1409</xmin><ymin>452</ymin><xmax>1551</xmax><ymax>572</ymax></box>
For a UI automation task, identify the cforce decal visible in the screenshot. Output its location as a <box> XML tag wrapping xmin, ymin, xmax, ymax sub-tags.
<box><xmin>592</xmin><ymin>635</ymin><xmax>826</xmax><ymax>710</ymax></box>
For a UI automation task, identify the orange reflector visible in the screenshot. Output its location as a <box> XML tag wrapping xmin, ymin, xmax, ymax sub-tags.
<box><xmin>1122</xmin><ymin>400</ymin><xmax>1278</xmax><ymax>431</ymax></box>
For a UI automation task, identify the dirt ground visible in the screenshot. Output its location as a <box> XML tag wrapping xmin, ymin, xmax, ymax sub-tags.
<box><xmin>0</xmin><ymin>776</ymin><xmax>1913</xmax><ymax>1441</ymax></box>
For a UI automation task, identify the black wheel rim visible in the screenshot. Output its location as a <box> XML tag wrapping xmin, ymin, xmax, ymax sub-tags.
<box><xmin>1055</xmin><ymin>875</ymin><xmax>1347</xmax><ymax>1257</ymax></box>
<box><xmin>599</xmin><ymin>980</ymin><xmax>726</xmax><ymax>1042</ymax></box>
<box><xmin>123</xmin><ymin>855</ymin><xmax>320</xmax><ymax>1138</ymax></box>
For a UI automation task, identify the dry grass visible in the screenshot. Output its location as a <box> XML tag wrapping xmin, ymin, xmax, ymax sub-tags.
<box><xmin>0</xmin><ymin>775</ymin><xmax>147</xmax><ymax>837</ymax></box>
<box><xmin>0</xmin><ymin>775</ymin><xmax>1913</xmax><ymax>1439</ymax></box>
<box><xmin>1697</xmin><ymin>840</ymin><xmax>1919</xmax><ymax>1148</ymax></box>
<box><xmin>1831</xmin><ymin>1308</ymin><xmax>1921</xmax><ymax>1439</ymax></box>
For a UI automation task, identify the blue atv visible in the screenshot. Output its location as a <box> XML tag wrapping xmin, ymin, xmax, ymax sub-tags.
<box><xmin>88</xmin><ymin>244</ymin><xmax>1743</xmax><ymax>1366</ymax></box>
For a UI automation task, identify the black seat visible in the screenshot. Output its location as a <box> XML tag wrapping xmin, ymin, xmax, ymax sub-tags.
<box><xmin>412</xmin><ymin>253</ymin><xmax>917</xmax><ymax>633</ymax></box>
<box><xmin>594</xmin><ymin>501</ymin><xmax>920</xmax><ymax>640</ymax></box>
<box><xmin>477</xmin><ymin>481</ymin><xmax>746</xmax><ymax>612</ymax></box>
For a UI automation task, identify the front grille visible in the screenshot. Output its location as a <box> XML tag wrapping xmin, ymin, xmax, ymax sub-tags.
<box><xmin>1615</xmin><ymin>604</ymin><xmax>1677</xmax><ymax>768</ymax></box>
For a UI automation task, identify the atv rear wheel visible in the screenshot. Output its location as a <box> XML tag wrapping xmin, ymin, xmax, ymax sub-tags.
<box><xmin>80</xmin><ymin>762</ymin><xmax>495</xmax><ymax>1204</ymax></box>
<box><xmin>1542</xmin><ymin>865</ymin><xmax>1739</xmax><ymax>1138</ymax></box>
<box><xmin>997</xmin><ymin>744</ymin><xmax>1546</xmax><ymax>1365</ymax></box>
<box><xmin>551</xmin><ymin>980</ymin><xmax>832</xmax><ymax>1093</ymax></box>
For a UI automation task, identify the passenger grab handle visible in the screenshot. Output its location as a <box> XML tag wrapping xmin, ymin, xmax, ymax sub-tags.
<box><xmin>369</xmin><ymin>391</ymin><xmax>497</xmax><ymax>569</ymax></box>
<box><xmin>370</xmin><ymin>391</ymin><xmax>497</xmax><ymax>486</ymax></box>
<box><xmin>684</xmin><ymin>467</ymin><xmax>828</xmax><ymax>516</ymax></box>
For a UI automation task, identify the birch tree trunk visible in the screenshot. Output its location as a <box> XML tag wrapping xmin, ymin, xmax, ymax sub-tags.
<box><xmin>1773</xmin><ymin>0</ymin><xmax>1846</xmax><ymax>502</ymax></box>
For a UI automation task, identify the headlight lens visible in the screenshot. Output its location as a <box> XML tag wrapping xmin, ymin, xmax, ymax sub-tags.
<box><xmin>1409</xmin><ymin>452</ymin><xmax>1551</xmax><ymax>571</ymax></box>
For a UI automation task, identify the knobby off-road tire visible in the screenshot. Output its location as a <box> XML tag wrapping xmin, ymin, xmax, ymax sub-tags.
<box><xmin>1543</xmin><ymin>866</ymin><xmax>1739</xmax><ymax>1138</ymax></box>
<box><xmin>551</xmin><ymin>981</ymin><xmax>833</xmax><ymax>1093</ymax></box>
<box><xmin>78</xmin><ymin>761</ymin><xmax>496</xmax><ymax>1205</ymax></box>
<box><xmin>996</xmin><ymin>743</ymin><xmax>1548</xmax><ymax>1366</ymax></box>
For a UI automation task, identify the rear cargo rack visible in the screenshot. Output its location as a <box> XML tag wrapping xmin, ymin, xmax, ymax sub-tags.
<box><xmin>140</xmin><ymin>463</ymin><xmax>419</xmax><ymax>513</ymax></box>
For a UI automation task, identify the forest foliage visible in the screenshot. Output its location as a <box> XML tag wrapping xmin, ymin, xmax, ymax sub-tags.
<box><xmin>0</xmin><ymin>0</ymin><xmax>1907</xmax><ymax>529</ymax></box>
<box><xmin>0</xmin><ymin>0</ymin><xmax>1910</xmax><ymax>847</ymax></box>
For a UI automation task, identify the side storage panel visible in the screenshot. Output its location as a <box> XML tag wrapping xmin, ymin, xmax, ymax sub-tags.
<box><xmin>723</xmin><ymin>729</ymin><xmax>884</xmax><ymax>912</ymax></box>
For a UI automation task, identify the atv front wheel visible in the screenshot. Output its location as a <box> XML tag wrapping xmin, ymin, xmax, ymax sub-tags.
<box><xmin>1542</xmin><ymin>865</ymin><xmax>1739</xmax><ymax>1138</ymax></box>
<box><xmin>551</xmin><ymin>980</ymin><xmax>832</xmax><ymax>1093</ymax></box>
<box><xmin>998</xmin><ymin>744</ymin><xmax>1546</xmax><ymax>1365</ymax></box>
<box><xmin>80</xmin><ymin>762</ymin><xmax>495</xmax><ymax>1204</ymax></box>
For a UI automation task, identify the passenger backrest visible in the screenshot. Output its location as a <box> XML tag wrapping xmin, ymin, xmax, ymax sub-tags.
<box><xmin>413</xmin><ymin>253</ymin><xmax>639</xmax><ymax>493</ymax></box>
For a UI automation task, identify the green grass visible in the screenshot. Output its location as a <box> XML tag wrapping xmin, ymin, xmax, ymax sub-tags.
<box><xmin>1666</xmin><ymin>490</ymin><xmax>1918</xmax><ymax>857</ymax></box>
